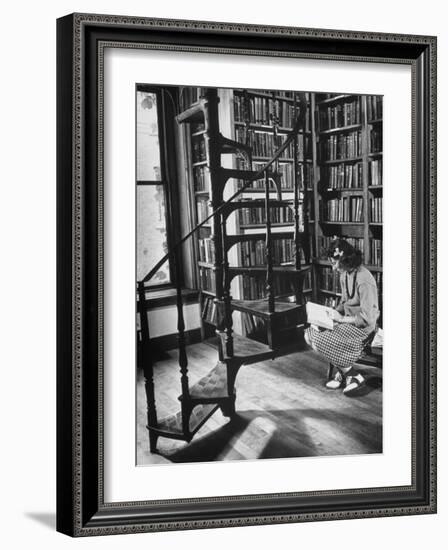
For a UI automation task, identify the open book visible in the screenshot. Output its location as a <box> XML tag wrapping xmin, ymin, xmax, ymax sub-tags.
<box><xmin>306</xmin><ymin>301</ymin><xmax>334</xmax><ymax>330</ymax></box>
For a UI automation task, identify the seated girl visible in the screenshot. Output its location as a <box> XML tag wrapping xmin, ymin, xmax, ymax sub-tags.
<box><xmin>305</xmin><ymin>239</ymin><xmax>380</xmax><ymax>395</ymax></box>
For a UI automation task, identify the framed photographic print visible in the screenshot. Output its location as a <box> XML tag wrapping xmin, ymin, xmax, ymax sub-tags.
<box><xmin>56</xmin><ymin>13</ymin><xmax>437</xmax><ymax>536</ymax></box>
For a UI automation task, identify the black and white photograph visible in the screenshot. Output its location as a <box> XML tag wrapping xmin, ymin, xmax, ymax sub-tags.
<box><xmin>136</xmin><ymin>85</ymin><xmax>383</xmax><ymax>465</ymax></box>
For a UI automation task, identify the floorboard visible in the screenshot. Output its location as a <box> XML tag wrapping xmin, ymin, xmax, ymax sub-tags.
<box><xmin>136</xmin><ymin>342</ymin><xmax>382</xmax><ymax>465</ymax></box>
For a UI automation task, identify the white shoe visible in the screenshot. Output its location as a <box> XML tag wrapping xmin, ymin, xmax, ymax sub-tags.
<box><xmin>343</xmin><ymin>374</ymin><xmax>366</xmax><ymax>395</ymax></box>
<box><xmin>326</xmin><ymin>370</ymin><xmax>344</xmax><ymax>389</ymax></box>
<box><xmin>304</xmin><ymin>329</ymin><xmax>311</xmax><ymax>347</ymax></box>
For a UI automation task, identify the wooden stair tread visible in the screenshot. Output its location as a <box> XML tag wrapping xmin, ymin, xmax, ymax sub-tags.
<box><xmin>229</xmin><ymin>264</ymin><xmax>311</xmax><ymax>275</ymax></box>
<box><xmin>176</xmin><ymin>101</ymin><xmax>204</xmax><ymax>124</ymax></box>
<box><xmin>225</xmin><ymin>230</ymin><xmax>295</xmax><ymax>248</ymax></box>
<box><xmin>231</xmin><ymin>298</ymin><xmax>302</xmax><ymax>318</ymax></box>
<box><xmin>188</xmin><ymin>362</ymin><xmax>229</xmax><ymax>400</ymax></box>
<box><xmin>223</xmin><ymin>199</ymin><xmax>295</xmax><ymax>213</ymax></box>
<box><xmin>219</xmin><ymin>136</ymin><xmax>251</xmax><ymax>156</ymax></box>
<box><xmin>220</xmin><ymin>167</ymin><xmax>279</xmax><ymax>183</ymax></box>
<box><xmin>150</xmin><ymin>403</ymin><xmax>220</xmax><ymax>437</ymax></box>
<box><xmin>205</xmin><ymin>334</ymin><xmax>273</xmax><ymax>364</ymax></box>
<box><xmin>232</xmin><ymin>334</ymin><xmax>273</xmax><ymax>362</ymax></box>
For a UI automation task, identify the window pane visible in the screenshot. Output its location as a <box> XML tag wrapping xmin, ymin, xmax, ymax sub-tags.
<box><xmin>136</xmin><ymin>91</ymin><xmax>162</xmax><ymax>181</ymax></box>
<box><xmin>137</xmin><ymin>185</ymin><xmax>171</xmax><ymax>285</ymax></box>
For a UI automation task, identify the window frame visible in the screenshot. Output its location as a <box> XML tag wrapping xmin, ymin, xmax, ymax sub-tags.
<box><xmin>136</xmin><ymin>85</ymin><xmax>183</xmax><ymax>291</ymax></box>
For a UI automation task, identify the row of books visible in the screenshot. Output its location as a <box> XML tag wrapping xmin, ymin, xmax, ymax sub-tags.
<box><xmin>239</xmin><ymin>206</ymin><xmax>295</xmax><ymax>226</ymax></box>
<box><xmin>366</xmin><ymin>96</ymin><xmax>383</xmax><ymax>121</ymax></box>
<box><xmin>316</xmin><ymin>270</ymin><xmax>382</xmax><ymax>307</ymax></box>
<box><xmin>320</xmin><ymin>162</ymin><xmax>363</xmax><ymax>190</ymax></box>
<box><xmin>369</xmin><ymin>127</ymin><xmax>382</xmax><ymax>154</ymax></box>
<box><xmin>201</xmin><ymin>296</ymin><xmax>218</xmax><ymax>325</ymax></box>
<box><xmin>317</xmin><ymin>99</ymin><xmax>361</xmax><ymax>131</ymax></box>
<box><xmin>297</xmin><ymin>163</ymin><xmax>314</xmax><ymax>189</ymax></box>
<box><xmin>192</xmin><ymin>136</ymin><xmax>206</xmax><ymax>163</ymax></box>
<box><xmin>235</xmin><ymin>128</ymin><xmax>313</xmax><ymax>159</ymax></box>
<box><xmin>193</xmin><ymin>165</ymin><xmax>209</xmax><ymax>192</ymax></box>
<box><xmin>198</xmin><ymin>236</ymin><xmax>311</xmax><ymax>269</ymax></box>
<box><xmin>246</xmin><ymin>89</ymin><xmax>295</xmax><ymax>98</ymax></box>
<box><xmin>370</xmin><ymin>197</ymin><xmax>383</xmax><ymax>223</ymax></box>
<box><xmin>199</xmin><ymin>267</ymin><xmax>216</xmax><ymax>293</ymax></box>
<box><xmin>241</xmin><ymin>275</ymin><xmax>295</xmax><ymax>301</ymax></box>
<box><xmin>324</xmin><ymin>196</ymin><xmax>364</xmax><ymax>222</ymax></box>
<box><xmin>369</xmin><ymin>159</ymin><xmax>383</xmax><ymax>186</ymax></box>
<box><xmin>318</xmin><ymin>266</ymin><xmax>342</xmax><ymax>293</ymax></box>
<box><xmin>319</xmin><ymin>130</ymin><xmax>363</xmax><ymax>161</ymax></box>
<box><xmin>241</xmin><ymin>311</ymin><xmax>267</xmax><ymax>337</ymax></box>
<box><xmin>235</xmin><ymin>128</ymin><xmax>294</xmax><ymax>159</ymax></box>
<box><xmin>198</xmin><ymin>237</ymin><xmax>215</xmax><ymax>263</ymax></box>
<box><xmin>236</xmin><ymin>160</ymin><xmax>312</xmax><ymax>191</ymax></box>
<box><xmin>370</xmin><ymin>238</ymin><xmax>382</xmax><ymax>265</ymax></box>
<box><xmin>302</xmin><ymin>270</ymin><xmax>312</xmax><ymax>290</ymax></box>
<box><xmin>317</xmin><ymin>236</ymin><xmax>364</xmax><ymax>258</ymax></box>
<box><xmin>373</xmin><ymin>271</ymin><xmax>383</xmax><ymax>297</ymax></box>
<box><xmin>234</xmin><ymin>93</ymin><xmax>311</xmax><ymax>130</ymax></box>
<box><xmin>239</xmin><ymin>239</ymin><xmax>305</xmax><ymax>266</ymax></box>
<box><xmin>196</xmin><ymin>199</ymin><xmax>212</xmax><ymax>223</ymax></box>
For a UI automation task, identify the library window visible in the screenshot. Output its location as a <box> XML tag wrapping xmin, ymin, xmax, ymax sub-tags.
<box><xmin>136</xmin><ymin>89</ymin><xmax>174</xmax><ymax>288</ymax></box>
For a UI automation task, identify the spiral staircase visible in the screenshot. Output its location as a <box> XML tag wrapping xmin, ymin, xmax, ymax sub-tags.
<box><xmin>138</xmin><ymin>88</ymin><xmax>311</xmax><ymax>453</ymax></box>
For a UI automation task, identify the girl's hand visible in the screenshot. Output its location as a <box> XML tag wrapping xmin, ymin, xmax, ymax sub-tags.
<box><xmin>330</xmin><ymin>309</ymin><xmax>344</xmax><ymax>322</ymax></box>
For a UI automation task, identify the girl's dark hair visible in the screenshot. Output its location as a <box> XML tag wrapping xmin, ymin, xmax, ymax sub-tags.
<box><xmin>326</xmin><ymin>238</ymin><xmax>363</xmax><ymax>270</ymax></box>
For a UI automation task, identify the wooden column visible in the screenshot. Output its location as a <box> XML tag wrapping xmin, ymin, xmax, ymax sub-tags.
<box><xmin>221</xmin><ymin>211</ymin><xmax>234</xmax><ymax>358</ymax></box>
<box><xmin>265</xmin><ymin>170</ymin><xmax>275</xmax><ymax>315</ymax></box>
<box><xmin>203</xmin><ymin>88</ymin><xmax>224</xmax><ymax>302</ymax></box>
<box><xmin>310</xmin><ymin>93</ymin><xmax>320</xmax><ymax>302</ymax></box>
<box><xmin>137</xmin><ymin>281</ymin><xmax>158</xmax><ymax>452</ymax></box>
<box><xmin>172</xmin><ymin>246</ymin><xmax>191</xmax><ymax>434</ymax></box>
<box><xmin>361</xmin><ymin>95</ymin><xmax>371</xmax><ymax>264</ymax></box>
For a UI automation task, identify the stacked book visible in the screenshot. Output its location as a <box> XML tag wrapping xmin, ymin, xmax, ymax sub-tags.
<box><xmin>318</xmin><ymin>98</ymin><xmax>361</xmax><ymax>130</ymax></box>
<box><xmin>320</xmin><ymin>130</ymin><xmax>362</xmax><ymax>160</ymax></box>
<box><xmin>369</xmin><ymin>159</ymin><xmax>383</xmax><ymax>186</ymax></box>
<box><xmin>198</xmin><ymin>238</ymin><xmax>215</xmax><ymax>263</ymax></box>
<box><xmin>322</xmin><ymin>163</ymin><xmax>363</xmax><ymax>189</ymax></box>
<box><xmin>369</xmin><ymin>197</ymin><xmax>383</xmax><ymax>222</ymax></box>
<box><xmin>325</xmin><ymin>196</ymin><xmax>364</xmax><ymax>222</ymax></box>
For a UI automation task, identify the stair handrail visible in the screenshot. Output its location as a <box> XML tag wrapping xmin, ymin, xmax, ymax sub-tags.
<box><xmin>140</xmin><ymin>93</ymin><xmax>307</xmax><ymax>286</ymax></box>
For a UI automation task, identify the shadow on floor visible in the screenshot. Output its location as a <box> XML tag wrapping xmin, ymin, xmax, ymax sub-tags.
<box><xmin>162</xmin><ymin>406</ymin><xmax>381</xmax><ymax>463</ymax></box>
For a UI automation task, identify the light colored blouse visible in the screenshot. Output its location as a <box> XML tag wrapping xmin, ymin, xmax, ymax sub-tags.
<box><xmin>335</xmin><ymin>265</ymin><xmax>380</xmax><ymax>334</ymax></box>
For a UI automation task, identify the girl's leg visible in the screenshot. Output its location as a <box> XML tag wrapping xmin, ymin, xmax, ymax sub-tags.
<box><xmin>304</xmin><ymin>325</ymin><xmax>323</xmax><ymax>352</ymax></box>
<box><xmin>339</xmin><ymin>365</ymin><xmax>365</xmax><ymax>395</ymax></box>
<box><xmin>326</xmin><ymin>365</ymin><xmax>344</xmax><ymax>389</ymax></box>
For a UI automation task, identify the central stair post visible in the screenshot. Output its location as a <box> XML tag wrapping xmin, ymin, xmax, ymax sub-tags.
<box><xmin>221</xmin><ymin>213</ymin><xmax>234</xmax><ymax>358</ymax></box>
<box><xmin>203</xmin><ymin>89</ymin><xmax>226</xmax><ymax>362</ymax></box>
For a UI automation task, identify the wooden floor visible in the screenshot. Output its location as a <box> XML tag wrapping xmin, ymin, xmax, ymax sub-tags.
<box><xmin>137</xmin><ymin>342</ymin><xmax>382</xmax><ymax>465</ymax></box>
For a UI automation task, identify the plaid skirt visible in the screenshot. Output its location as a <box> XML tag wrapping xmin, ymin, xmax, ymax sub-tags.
<box><xmin>305</xmin><ymin>324</ymin><xmax>371</xmax><ymax>370</ymax></box>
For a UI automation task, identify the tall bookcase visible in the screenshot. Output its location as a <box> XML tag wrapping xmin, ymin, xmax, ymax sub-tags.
<box><xmin>231</xmin><ymin>89</ymin><xmax>313</xmax><ymax>340</ymax></box>
<box><xmin>310</xmin><ymin>93</ymin><xmax>383</xmax><ymax>322</ymax></box>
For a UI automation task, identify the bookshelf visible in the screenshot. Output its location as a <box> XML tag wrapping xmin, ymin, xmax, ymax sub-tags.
<box><xmin>311</xmin><ymin>93</ymin><xmax>383</xmax><ymax>319</ymax></box>
<box><xmin>183</xmin><ymin>88</ymin><xmax>382</xmax><ymax>338</ymax></box>
<box><xmin>231</xmin><ymin>89</ymin><xmax>313</xmax><ymax>340</ymax></box>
